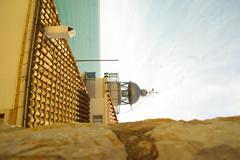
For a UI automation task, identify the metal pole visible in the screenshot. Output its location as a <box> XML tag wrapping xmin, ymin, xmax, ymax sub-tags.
<box><xmin>76</xmin><ymin>59</ymin><xmax>119</xmax><ymax>62</ymax></box>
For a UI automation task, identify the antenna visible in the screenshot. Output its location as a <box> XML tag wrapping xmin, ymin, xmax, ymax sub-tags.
<box><xmin>76</xmin><ymin>59</ymin><xmax>119</xmax><ymax>62</ymax></box>
<box><xmin>148</xmin><ymin>88</ymin><xmax>159</xmax><ymax>96</ymax></box>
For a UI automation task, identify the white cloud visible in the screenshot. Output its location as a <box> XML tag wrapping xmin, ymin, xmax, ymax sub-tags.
<box><xmin>101</xmin><ymin>0</ymin><xmax>240</xmax><ymax>122</ymax></box>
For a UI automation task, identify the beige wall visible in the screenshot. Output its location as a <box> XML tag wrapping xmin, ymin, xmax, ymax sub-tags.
<box><xmin>86</xmin><ymin>78</ymin><xmax>104</xmax><ymax>98</ymax></box>
<box><xmin>0</xmin><ymin>0</ymin><xmax>32</xmax><ymax>125</ymax></box>
<box><xmin>95</xmin><ymin>78</ymin><xmax>104</xmax><ymax>98</ymax></box>
<box><xmin>90</xmin><ymin>98</ymin><xmax>105</xmax><ymax>123</ymax></box>
<box><xmin>88</xmin><ymin>78</ymin><xmax>108</xmax><ymax>124</ymax></box>
<box><xmin>88</xmin><ymin>78</ymin><xmax>118</xmax><ymax>124</ymax></box>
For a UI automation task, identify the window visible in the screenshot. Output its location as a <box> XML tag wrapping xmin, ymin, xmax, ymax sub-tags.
<box><xmin>121</xmin><ymin>90</ymin><xmax>128</xmax><ymax>97</ymax></box>
<box><xmin>85</xmin><ymin>72</ymin><xmax>96</xmax><ymax>79</ymax></box>
<box><xmin>0</xmin><ymin>114</ymin><xmax>4</xmax><ymax>118</ymax></box>
<box><xmin>92</xmin><ymin>115</ymin><xmax>103</xmax><ymax>123</ymax></box>
<box><xmin>0</xmin><ymin>114</ymin><xmax>4</xmax><ymax>125</ymax></box>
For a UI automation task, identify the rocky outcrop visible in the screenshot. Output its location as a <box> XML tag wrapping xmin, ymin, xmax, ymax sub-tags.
<box><xmin>150</xmin><ymin>117</ymin><xmax>240</xmax><ymax>160</ymax></box>
<box><xmin>1</xmin><ymin>116</ymin><xmax>240</xmax><ymax>160</ymax></box>
<box><xmin>0</xmin><ymin>124</ymin><xmax>127</xmax><ymax>160</ymax></box>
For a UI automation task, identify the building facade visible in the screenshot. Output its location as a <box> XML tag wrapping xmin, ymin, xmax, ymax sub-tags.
<box><xmin>84</xmin><ymin>72</ymin><xmax>118</xmax><ymax>124</ymax></box>
<box><xmin>0</xmin><ymin>0</ymin><xmax>90</xmax><ymax>127</ymax></box>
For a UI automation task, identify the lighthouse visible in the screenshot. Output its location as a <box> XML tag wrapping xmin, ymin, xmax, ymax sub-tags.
<box><xmin>84</xmin><ymin>72</ymin><xmax>150</xmax><ymax>124</ymax></box>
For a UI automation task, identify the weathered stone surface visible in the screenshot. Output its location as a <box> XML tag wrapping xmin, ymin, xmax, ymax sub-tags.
<box><xmin>148</xmin><ymin>117</ymin><xmax>240</xmax><ymax>160</ymax></box>
<box><xmin>1</xmin><ymin>116</ymin><xmax>240</xmax><ymax>160</ymax></box>
<box><xmin>0</xmin><ymin>124</ymin><xmax>127</xmax><ymax>160</ymax></box>
<box><xmin>111</xmin><ymin>122</ymin><xmax>158</xmax><ymax>160</ymax></box>
<box><xmin>112</xmin><ymin>117</ymin><xmax>240</xmax><ymax>160</ymax></box>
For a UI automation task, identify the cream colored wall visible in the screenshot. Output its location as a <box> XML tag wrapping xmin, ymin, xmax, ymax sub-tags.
<box><xmin>90</xmin><ymin>98</ymin><xmax>106</xmax><ymax>123</ymax></box>
<box><xmin>94</xmin><ymin>78</ymin><xmax>104</xmax><ymax>98</ymax></box>
<box><xmin>88</xmin><ymin>78</ymin><xmax>118</xmax><ymax>124</ymax></box>
<box><xmin>0</xmin><ymin>0</ymin><xmax>33</xmax><ymax>125</ymax></box>
<box><xmin>89</xmin><ymin>78</ymin><xmax>108</xmax><ymax>124</ymax></box>
<box><xmin>85</xmin><ymin>78</ymin><xmax>104</xmax><ymax>98</ymax></box>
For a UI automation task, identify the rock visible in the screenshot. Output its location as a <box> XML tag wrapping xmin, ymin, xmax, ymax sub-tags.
<box><xmin>112</xmin><ymin>117</ymin><xmax>240</xmax><ymax>160</ymax></box>
<box><xmin>111</xmin><ymin>121</ymin><xmax>158</xmax><ymax>160</ymax></box>
<box><xmin>148</xmin><ymin>117</ymin><xmax>240</xmax><ymax>160</ymax></box>
<box><xmin>0</xmin><ymin>124</ymin><xmax>127</xmax><ymax>160</ymax></box>
<box><xmin>1</xmin><ymin>116</ymin><xmax>240</xmax><ymax>160</ymax></box>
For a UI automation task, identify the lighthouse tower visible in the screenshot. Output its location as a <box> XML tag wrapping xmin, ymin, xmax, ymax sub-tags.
<box><xmin>104</xmin><ymin>73</ymin><xmax>149</xmax><ymax>113</ymax></box>
<box><xmin>84</xmin><ymin>72</ymin><xmax>150</xmax><ymax>124</ymax></box>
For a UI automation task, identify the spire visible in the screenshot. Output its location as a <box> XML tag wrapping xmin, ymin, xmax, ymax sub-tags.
<box><xmin>141</xmin><ymin>88</ymin><xmax>158</xmax><ymax>97</ymax></box>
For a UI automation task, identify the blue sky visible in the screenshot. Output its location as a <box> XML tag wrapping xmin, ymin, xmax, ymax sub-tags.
<box><xmin>100</xmin><ymin>0</ymin><xmax>240</xmax><ymax>122</ymax></box>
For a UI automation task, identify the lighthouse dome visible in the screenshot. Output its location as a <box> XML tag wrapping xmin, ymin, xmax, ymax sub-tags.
<box><xmin>128</xmin><ymin>82</ymin><xmax>142</xmax><ymax>105</ymax></box>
